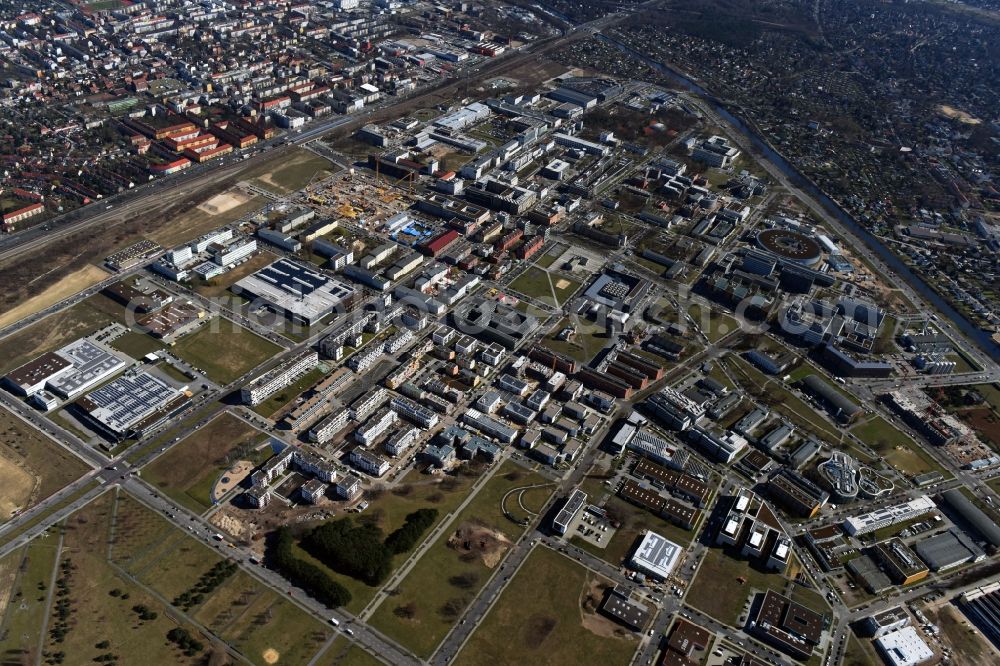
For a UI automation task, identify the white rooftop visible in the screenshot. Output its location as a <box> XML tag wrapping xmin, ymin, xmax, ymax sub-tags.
<box><xmin>630</xmin><ymin>531</ymin><xmax>682</xmax><ymax>580</ymax></box>
<box><xmin>874</xmin><ymin>626</ymin><xmax>933</xmax><ymax>666</ymax></box>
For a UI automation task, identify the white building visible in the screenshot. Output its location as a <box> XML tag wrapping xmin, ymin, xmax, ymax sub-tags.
<box><xmin>241</xmin><ymin>350</ymin><xmax>319</xmax><ymax>406</ymax></box>
<box><xmin>874</xmin><ymin>627</ymin><xmax>933</xmax><ymax>666</ymax></box>
<box><xmin>629</xmin><ymin>531</ymin><xmax>682</xmax><ymax>580</ymax></box>
<box><xmin>843</xmin><ymin>496</ymin><xmax>936</xmax><ymax>536</ymax></box>
<box><xmin>349</xmin><ymin>448</ymin><xmax>390</xmax><ymax>477</ymax></box>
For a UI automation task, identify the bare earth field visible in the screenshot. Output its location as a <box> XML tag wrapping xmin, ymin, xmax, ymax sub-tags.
<box><xmin>0</xmin><ymin>263</ymin><xmax>109</xmax><ymax>330</ymax></box>
<box><xmin>150</xmin><ymin>189</ymin><xmax>265</xmax><ymax>248</ymax></box>
<box><xmin>0</xmin><ymin>406</ymin><xmax>90</xmax><ymax>522</ymax></box>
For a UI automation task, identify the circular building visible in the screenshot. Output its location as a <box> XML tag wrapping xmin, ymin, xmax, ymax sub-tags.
<box><xmin>857</xmin><ymin>466</ymin><xmax>894</xmax><ymax>499</ymax></box>
<box><xmin>756</xmin><ymin>229</ymin><xmax>823</xmax><ymax>266</ymax></box>
<box><xmin>817</xmin><ymin>452</ymin><xmax>859</xmax><ymax>502</ymax></box>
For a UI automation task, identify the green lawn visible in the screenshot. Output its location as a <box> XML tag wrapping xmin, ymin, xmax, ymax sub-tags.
<box><xmin>369</xmin><ymin>463</ymin><xmax>555</xmax><ymax>657</ymax></box>
<box><xmin>539</xmin><ymin>317</ymin><xmax>610</xmax><ymax>365</ymax></box>
<box><xmin>455</xmin><ymin>546</ymin><xmax>638</xmax><ymax>666</ymax></box>
<box><xmin>849</xmin><ymin>416</ymin><xmax>946</xmax><ymax>477</ymax></box>
<box><xmin>143</xmin><ymin>413</ymin><xmax>269</xmax><ymax>513</ymax></box>
<box><xmin>507</xmin><ymin>267</ymin><xmax>580</xmax><ymax>307</ymax></box>
<box><xmin>687</xmin><ymin>303</ymin><xmax>740</xmax><ymax>343</ymax></box>
<box><xmin>110</xmin><ymin>330</ymin><xmax>166</xmax><ymax>360</ymax></box>
<box><xmin>170</xmin><ymin>321</ymin><xmax>281</xmax><ymax>385</ymax></box>
<box><xmin>288</xmin><ymin>469</ymin><xmax>479</xmax><ymax>616</ymax></box>
<box><xmin>686</xmin><ymin>547</ymin><xmax>790</xmax><ymax>626</ymax></box>
<box><xmin>318</xmin><ymin>636</ymin><xmax>384</xmax><ymax>666</ymax></box>
<box><xmin>536</xmin><ymin>252</ymin><xmax>559</xmax><ymax>269</ymax></box>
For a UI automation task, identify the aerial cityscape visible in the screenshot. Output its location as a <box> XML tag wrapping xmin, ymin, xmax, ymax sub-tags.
<box><xmin>0</xmin><ymin>1</ymin><xmax>998</xmax><ymax>665</ymax></box>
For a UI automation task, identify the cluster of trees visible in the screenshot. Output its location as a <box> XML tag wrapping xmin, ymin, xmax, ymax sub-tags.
<box><xmin>131</xmin><ymin>605</ymin><xmax>158</xmax><ymax>622</ymax></box>
<box><xmin>303</xmin><ymin>510</ymin><xmax>439</xmax><ymax>586</ymax></box>
<box><xmin>269</xmin><ymin>528</ymin><xmax>351</xmax><ymax>608</ymax></box>
<box><xmin>303</xmin><ymin>519</ymin><xmax>392</xmax><ymax>586</ymax></box>
<box><xmin>166</xmin><ymin>628</ymin><xmax>204</xmax><ymax>657</ymax></box>
<box><xmin>173</xmin><ymin>561</ymin><xmax>238</xmax><ymax>611</ymax></box>
<box><xmin>384</xmin><ymin>509</ymin><xmax>438</xmax><ymax>555</ymax></box>
<box><xmin>49</xmin><ymin>559</ymin><xmax>75</xmax><ymax>644</ymax></box>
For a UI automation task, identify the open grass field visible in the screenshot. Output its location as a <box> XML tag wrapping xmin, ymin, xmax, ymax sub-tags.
<box><xmin>170</xmin><ymin>321</ymin><xmax>281</xmax><ymax>385</ymax></box>
<box><xmin>105</xmin><ymin>495</ymin><xmax>330</xmax><ymax>664</ymax></box>
<box><xmin>843</xmin><ymin>635</ymin><xmax>880</xmax><ymax>666</ymax></box>
<box><xmin>507</xmin><ymin>267</ymin><xmax>581</xmax><ymax>308</ymax></box>
<box><xmin>317</xmin><ymin>636</ymin><xmax>384</xmax><ymax>666</ymax></box>
<box><xmin>540</xmin><ymin>316</ymin><xmax>610</xmax><ymax>364</ymax></box>
<box><xmin>102</xmin><ymin>490</ymin><xmax>332</xmax><ymax>665</ymax></box>
<box><xmin>369</xmin><ymin>463</ymin><xmax>555</xmax><ymax>657</ymax></box>
<box><xmin>42</xmin><ymin>493</ymin><xmax>221</xmax><ymax>665</ymax></box>
<box><xmin>110</xmin><ymin>330</ymin><xmax>166</xmax><ymax>360</ymax></box>
<box><xmin>143</xmin><ymin>413</ymin><xmax>269</xmax><ymax>513</ymax></box>
<box><xmin>0</xmin><ymin>407</ymin><xmax>89</xmax><ymax>523</ymax></box>
<box><xmin>0</xmin><ymin>264</ymin><xmax>109</xmax><ymax>331</ymax></box>
<box><xmin>686</xmin><ymin>547</ymin><xmax>790</xmax><ymax>626</ymax></box>
<box><xmin>687</xmin><ymin>302</ymin><xmax>740</xmax><ymax>343</ymax></box>
<box><xmin>0</xmin><ymin>529</ymin><xmax>62</xmax><ymax>665</ymax></box>
<box><xmin>245</xmin><ymin>149</ymin><xmax>336</xmax><ymax>194</ymax></box>
<box><xmin>849</xmin><ymin>416</ymin><xmax>945</xmax><ymax>477</ymax></box>
<box><xmin>456</xmin><ymin>546</ymin><xmax>638</xmax><ymax>666</ymax></box>
<box><xmin>725</xmin><ymin>356</ymin><xmax>846</xmax><ymax>444</ymax></box>
<box><xmin>289</xmin><ymin>469</ymin><xmax>478</xmax><ymax>616</ymax></box>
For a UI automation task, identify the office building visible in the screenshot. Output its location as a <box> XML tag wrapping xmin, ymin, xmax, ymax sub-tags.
<box><xmin>553</xmin><ymin>488</ymin><xmax>587</xmax><ymax>535</ymax></box>
<box><xmin>862</xmin><ymin>607</ymin><xmax>910</xmax><ymax>638</ymax></box>
<box><xmin>873</xmin><ymin>539</ymin><xmax>928</xmax><ymax>585</ymax></box>
<box><xmin>747</xmin><ymin>590</ymin><xmax>823</xmax><ymax>660</ymax></box>
<box><xmin>768</xmin><ymin>469</ymin><xmax>829</xmax><ymax>518</ymax></box>
<box><xmin>629</xmin><ymin>531</ymin><xmax>682</xmax><ymax>580</ymax></box>
<box><xmin>599</xmin><ymin>586</ymin><xmax>650</xmax><ymax>631</ymax></box>
<box><xmin>843</xmin><ymin>496</ymin><xmax>936</xmax><ymax>536</ymax></box>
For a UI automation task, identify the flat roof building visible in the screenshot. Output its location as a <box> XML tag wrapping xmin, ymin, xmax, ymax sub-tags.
<box><xmin>914</xmin><ymin>528</ymin><xmax>986</xmax><ymax>571</ymax></box>
<box><xmin>960</xmin><ymin>580</ymin><xmax>1000</xmax><ymax>651</ymax></box>
<box><xmin>629</xmin><ymin>531</ymin><xmax>682</xmax><ymax>580</ymax></box>
<box><xmin>843</xmin><ymin>496</ymin><xmax>935</xmax><ymax>536</ymax></box>
<box><xmin>233</xmin><ymin>258</ymin><xmax>356</xmax><ymax>326</ymax></box>
<box><xmin>554</xmin><ymin>488</ymin><xmax>587</xmax><ymax>535</ymax></box>
<box><xmin>941</xmin><ymin>488</ymin><xmax>1000</xmax><ymax>547</ymax></box>
<box><xmin>873</xmin><ymin>538</ymin><xmax>928</xmax><ymax>585</ymax></box>
<box><xmin>76</xmin><ymin>370</ymin><xmax>187</xmax><ymax>441</ymax></box>
<box><xmin>874</xmin><ymin>627</ymin><xmax>933</xmax><ymax>666</ymax></box>
<box><xmin>748</xmin><ymin>589</ymin><xmax>824</xmax><ymax>660</ymax></box>
<box><xmin>599</xmin><ymin>586</ymin><xmax>650</xmax><ymax>631</ymax></box>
